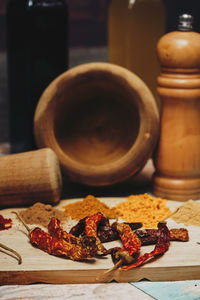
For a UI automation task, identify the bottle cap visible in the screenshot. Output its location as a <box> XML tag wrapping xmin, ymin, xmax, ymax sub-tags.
<box><xmin>178</xmin><ymin>14</ymin><xmax>193</xmax><ymax>31</ymax></box>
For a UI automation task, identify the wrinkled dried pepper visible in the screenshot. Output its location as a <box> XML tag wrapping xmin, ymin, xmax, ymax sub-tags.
<box><xmin>0</xmin><ymin>215</ymin><xmax>12</xmax><ymax>230</ymax></box>
<box><xmin>97</xmin><ymin>218</ymin><xmax>119</xmax><ymax>243</ymax></box>
<box><xmin>135</xmin><ymin>227</ymin><xmax>189</xmax><ymax>245</ymax></box>
<box><xmin>69</xmin><ymin>217</ymin><xmax>143</xmax><ymax>244</ymax></box>
<box><xmin>112</xmin><ymin>222</ymin><xmax>142</xmax><ymax>264</ymax></box>
<box><xmin>48</xmin><ymin>217</ymin><xmax>80</xmax><ymax>244</ymax></box>
<box><xmin>121</xmin><ymin>222</ymin><xmax>170</xmax><ymax>270</ymax></box>
<box><xmin>48</xmin><ymin>217</ymin><xmax>97</xmax><ymax>257</ymax></box>
<box><xmin>13</xmin><ymin>212</ymin><xmax>97</xmax><ymax>261</ymax></box>
<box><xmin>85</xmin><ymin>212</ymin><xmax>109</xmax><ymax>254</ymax></box>
<box><xmin>97</xmin><ymin>221</ymin><xmax>142</xmax><ymax>243</ymax></box>
<box><xmin>69</xmin><ymin>217</ymin><xmax>86</xmax><ymax>237</ymax></box>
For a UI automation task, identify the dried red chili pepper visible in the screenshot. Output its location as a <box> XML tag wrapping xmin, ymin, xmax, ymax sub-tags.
<box><xmin>0</xmin><ymin>215</ymin><xmax>12</xmax><ymax>230</ymax></box>
<box><xmin>98</xmin><ymin>222</ymin><xmax>142</xmax><ymax>282</ymax></box>
<box><xmin>97</xmin><ymin>221</ymin><xmax>142</xmax><ymax>243</ymax></box>
<box><xmin>13</xmin><ymin>212</ymin><xmax>97</xmax><ymax>261</ymax></box>
<box><xmin>48</xmin><ymin>217</ymin><xmax>98</xmax><ymax>257</ymax></box>
<box><xmin>123</xmin><ymin>222</ymin><xmax>143</xmax><ymax>231</ymax></box>
<box><xmin>169</xmin><ymin>228</ymin><xmax>189</xmax><ymax>242</ymax></box>
<box><xmin>85</xmin><ymin>212</ymin><xmax>109</xmax><ymax>255</ymax></box>
<box><xmin>121</xmin><ymin>222</ymin><xmax>170</xmax><ymax>270</ymax></box>
<box><xmin>68</xmin><ymin>213</ymin><xmax>113</xmax><ymax>254</ymax></box>
<box><xmin>70</xmin><ymin>219</ymin><xmax>142</xmax><ymax>243</ymax></box>
<box><xmin>97</xmin><ymin>218</ymin><xmax>119</xmax><ymax>243</ymax></box>
<box><xmin>69</xmin><ymin>217</ymin><xmax>86</xmax><ymax>237</ymax></box>
<box><xmin>112</xmin><ymin>222</ymin><xmax>141</xmax><ymax>264</ymax></box>
<box><xmin>135</xmin><ymin>227</ymin><xmax>189</xmax><ymax>245</ymax></box>
<box><xmin>48</xmin><ymin>217</ymin><xmax>80</xmax><ymax>244</ymax></box>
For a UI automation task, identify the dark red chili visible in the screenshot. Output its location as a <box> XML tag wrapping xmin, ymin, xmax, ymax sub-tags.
<box><xmin>13</xmin><ymin>212</ymin><xmax>97</xmax><ymax>261</ymax></box>
<box><xmin>0</xmin><ymin>215</ymin><xmax>12</xmax><ymax>230</ymax></box>
<box><xmin>48</xmin><ymin>217</ymin><xmax>80</xmax><ymax>244</ymax></box>
<box><xmin>135</xmin><ymin>227</ymin><xmax>189</xmax><ymax>245</ymax></box>
<box><xmin>48</xmin><ymin>217</ymin><xmax>98</xmax><ymax>257</ymax></box>
<box><xmin>112</xmin><ymin>222</ymin><xmax>141</xmax><ymax>264</ymax></box>
<box><xmin>85</xmin><ymin>212</ymin><xmax>109</xmax><ymax>254</ymax></box>
<box><xmin>121</xmin><ymin>222</ymin><xmax>170</xmax><ymax>270</ymax></box>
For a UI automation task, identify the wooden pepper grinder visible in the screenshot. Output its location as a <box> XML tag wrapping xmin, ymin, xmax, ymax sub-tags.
<box><xmin>153</xmin><ymin>14</ymin><xmax>200</xmax><ymax>201</ymax></box>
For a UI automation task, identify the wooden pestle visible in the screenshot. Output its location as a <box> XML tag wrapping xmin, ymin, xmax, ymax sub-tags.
<box><xmin>0</xmin><ymin>148</ymin><xmax>62</xmax><ymax>207</ymax></box>
<box><xmin>153</xmin><ymin>14</ymin><xmax>200</xmax><ymax>200</ymax></box>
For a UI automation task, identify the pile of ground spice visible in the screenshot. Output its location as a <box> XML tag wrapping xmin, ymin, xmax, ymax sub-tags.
<box><xmin>171</xmin><ymin>200</ymin><xmax>200</xmax><ymax>226</ymax></box>
<box><xmin>112</xmin><ymin>193</ymin><xmax>172</xmax><ymax>228</ymax></box>
<box><xmin>63</xmin><ymin>195</ymin><xmax>116</xmax><ymax>220</ymax></box>
<box><xmin>63</xmin><ymin>194</ymin><xmax>171</xmax><ymax>228</ymax></box>
<box><xmin>19</xmin><ymin>202</ymin><xmax>67</xmax><ymax>228</ymax></box>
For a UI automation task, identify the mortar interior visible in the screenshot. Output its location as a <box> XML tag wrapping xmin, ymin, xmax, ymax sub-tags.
<box><xmin>54</xmin><ymin>77</ymin><xmax>140</xmax><ymax>166</ymax></box>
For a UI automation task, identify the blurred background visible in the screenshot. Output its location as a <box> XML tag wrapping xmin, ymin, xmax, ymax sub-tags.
<box><xmin>0</xmin><ymin>0</ymin><xmax>200</xmax><ymax>152</ymax></box>
<box><xmin>0</xmin><ymin>0</ymin><xmax>108</xmax><ymax>150</ymax></box>
<box><xmin>0</xmin><ymin>0</ymin><xmax>200</xmax><ymax>198</ymax></box>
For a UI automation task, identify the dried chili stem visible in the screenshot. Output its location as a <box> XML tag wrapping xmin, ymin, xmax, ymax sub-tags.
<box><xmin>97</xmin><ymin>259</ymin><xmax>123</xmax><ymax>283</ymax></box>
<box><xmin>0</xmin><ymin>242</ymin><xmax>22</xmax><ymax>264</ymax></box>
<box><xmin>161</xmin><ymin>207</ymin><xmax>180</xmax><ymax>222</ymax></box>
<box><xmin>12</xmin><ymin>211</ymin><xmax>32</xmax><ymax>236</ymax></box>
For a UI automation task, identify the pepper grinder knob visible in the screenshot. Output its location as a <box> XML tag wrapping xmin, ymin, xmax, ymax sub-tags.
<box><xmin>178</xmin><ymin>14</ymin><xmax>193</xmax><ymax>31</ymax></box>
<box><xmin>153</xmin><ymin>14</ymin><xmax>200</xmax><ymax>201</ymax></box>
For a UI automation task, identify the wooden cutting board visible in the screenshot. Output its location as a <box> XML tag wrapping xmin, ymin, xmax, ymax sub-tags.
<box><xmin>0</xmin><ymin>198</ymin><xmax>199</xmax><ymax>284</ymax></box>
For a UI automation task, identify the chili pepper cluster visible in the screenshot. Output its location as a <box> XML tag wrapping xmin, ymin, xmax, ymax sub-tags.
<box><xmin>13</xmin><ymin>211</ymin><xmax>189</xmax><ymax>271</ymax></box>
<box><xmin>14</xmin><ymin>212</ymin><xmax>98</xmax><ymax>261</ymax></box>
<box><xmin>68</xmin><ymin>212</ymin><xmax>189</xmax><ymax>270</ymax></box>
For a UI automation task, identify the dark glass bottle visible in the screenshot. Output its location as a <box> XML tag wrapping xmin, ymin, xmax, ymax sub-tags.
<box><xmin>6</xmin><ymin>0</ymin><xmax>68</xmax><ymax>153</ymax></box>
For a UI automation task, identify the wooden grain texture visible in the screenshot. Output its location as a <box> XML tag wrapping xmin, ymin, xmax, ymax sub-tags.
<box><xmin>0</xmin><ymin>148</ymin><xmax>62</xmax><ymax>207</ymax></box>
<box><xmin>153</xmin><ymin>30</ymin><xmax>200</xmax><ymax>200</ymax></box>
<box><xmin>34</xmin><ymin>62</ymin><xmax>159</xmax><ymax>187</ymax></box>
<box><xmin>0</xmin><ymin>198</ymin><xmax>199</xmax><ymax>284</ymax></box>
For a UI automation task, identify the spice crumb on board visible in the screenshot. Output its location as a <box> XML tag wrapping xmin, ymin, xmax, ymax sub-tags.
<box><xmin>63</xmin><ymin>194</ymin><xmax>171</xmax><ymax>228</ymax></box>
<box><xmin>171</xmin><ymin>200</ymin><xmax>200</xmax><ymax>226</ymax></box>
<box><xmin>19</xmin><ymin>202</ymin><xmax>67</xmax><ymax>228</ymax></box>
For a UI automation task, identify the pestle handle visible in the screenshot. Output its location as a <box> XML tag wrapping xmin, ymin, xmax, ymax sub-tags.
<box><xmin>0</xmin><ymin>148</ymin><xmax>62</xmax><ymax>207</ymax></box>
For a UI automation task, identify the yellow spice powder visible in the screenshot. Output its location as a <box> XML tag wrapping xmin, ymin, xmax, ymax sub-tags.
<box><xmin>63</xmin><ymin>195</ymin><xmax>116</xmax><ymax>220</ymax></box>
<box><xmin>64</xmin><ymin>193</ymin><xmax>171</xmax><ymax>228</ymax></box>
<box><xmin>113</xmin><ymin>193</ymin><xmax>172</xmax><ymax>228</ymax></box>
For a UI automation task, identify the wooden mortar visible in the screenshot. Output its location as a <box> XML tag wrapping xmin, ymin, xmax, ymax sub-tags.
<box><xmin>0</xmin><ymin>148</ymin><xmax>62</xmax><ymax>207</ymax></box>
<box><xmin>34</xmin><ymin>62</ymin><xmax>159</xmax><ymax>186</ymax></box>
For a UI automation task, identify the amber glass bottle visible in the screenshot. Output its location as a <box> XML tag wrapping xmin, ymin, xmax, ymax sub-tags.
<box><xmin>108</xmin><ymin>0</ymin><xmax>166</xmax><ymax>105</ymax></box>
<box><xmin>6</xmin><ymin>0</ymin><xmax>68</xmax><ymax>153</ymax></box>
